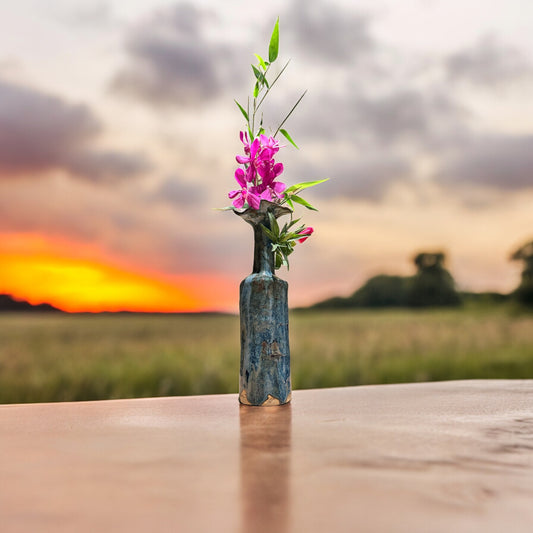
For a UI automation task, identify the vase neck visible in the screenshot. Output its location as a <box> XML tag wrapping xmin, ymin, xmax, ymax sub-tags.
<box><xmin>235</xmin><ymin>200</ymin><xmax>291</xmax><ymax>276</ymax></box>
<box><xmin>252</xmin><ymin>219</ymin><xmax>274</xmax><ymax>275</ymax></box>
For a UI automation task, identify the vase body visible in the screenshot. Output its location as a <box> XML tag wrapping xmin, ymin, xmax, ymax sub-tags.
<box><xmin>238</xmin><ymin>202</ymin><xmax>291</xmax><ymax>406</ymax></box>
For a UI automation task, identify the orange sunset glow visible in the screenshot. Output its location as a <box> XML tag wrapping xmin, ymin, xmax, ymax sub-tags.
<box><xmin>0</xmin><ymin>234</ymin><xmax>232</xmax><ymax>313</ymax></box>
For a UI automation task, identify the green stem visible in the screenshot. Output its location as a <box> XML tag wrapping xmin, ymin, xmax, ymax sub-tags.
<box><xmin>274</xmin><ymin>90</ymin><xmax>307</xmax><ymax>138</ymax></box>
<box><xmin>256</xmin><ymin>60</ymin><xmax>290</xmax><ymax>113</ymax></box>
<box><xmin>250</xmin><ymin>64</ymin><xmax>272</xmax><ymax>138</ymax></box>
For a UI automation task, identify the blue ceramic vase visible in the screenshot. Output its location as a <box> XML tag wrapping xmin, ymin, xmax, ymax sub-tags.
<box><xmin>237</xmin><ymin>201</ymin><xmax>292</xmax><ymax>406</ymax></box>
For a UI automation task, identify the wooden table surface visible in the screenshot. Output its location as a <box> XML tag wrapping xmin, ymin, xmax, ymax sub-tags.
<box><xmin>1</xmin><ymin>380</ymin><xmax>533</xmax><ymax>533</ymax></box>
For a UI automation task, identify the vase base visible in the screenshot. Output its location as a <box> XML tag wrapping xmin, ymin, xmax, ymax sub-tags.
<box><xmin>239</xmin><ymin>390</ymin><xmax>292</xmax><ymax>406</ymax></box>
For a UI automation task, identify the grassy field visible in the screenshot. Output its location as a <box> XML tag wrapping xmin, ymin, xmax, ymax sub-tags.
<box><xmin>1</xmin><ymin>307</ymin><xmax>532</xmax><ymax>404</ymax></box>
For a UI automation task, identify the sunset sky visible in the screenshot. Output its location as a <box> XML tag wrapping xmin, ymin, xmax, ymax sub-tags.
<box><xmin>1</xmin><ymin>0</ymin><xmax>532</xmax><ymax>312</ymax></box>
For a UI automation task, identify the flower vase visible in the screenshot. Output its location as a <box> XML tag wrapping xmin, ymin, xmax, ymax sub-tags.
<box><xmin>237</xmin><ymin>201</ymin><xmax>292</xmax><ymax>406</ymax></box>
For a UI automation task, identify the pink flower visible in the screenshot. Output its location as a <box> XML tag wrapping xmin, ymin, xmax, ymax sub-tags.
<box><xmin>228</xmin><ymin>188</ymin><xmax>246</xmax><ymax>209</ymax></box>
<box><xmin>234</xmin><ymin>168</ymin><xmax>246</xmax><ymax>187</ymax></box>
<box><xmin>231</xmin><ymin>132</ymin><xmax>287</xmax><ymax>209</ymax></box>
<box><xmin>228</xmin><ymin>167</ymin><xmax>248</xmax><ymax>208</ymax></box>
<box><xmin>297</xmin><ymin>227</ymin><xmax>314</xmax><ymax>243</ymax></box>
<box><xmin>258</xmin><ymin>134</ymin><xmax>280</xmax><ymax>159</ymax></box>
<box><xmin>235</xmin><ymin>137</ymin><xmax>260</xmax><ymax>165</ymax></box>
<box><xmin>249</xmin><ymin>184</ymin><xmax>273</xmax><ymax>204</ymax></box>
<box><xmin>269</xmin><ymin>179</ymin><xmax>286</xmax><ymax>200</ymax></box>
<box><xmin>240</xmin><ymin>131</ymin><xmax>251</xmax><ymax>155</ymax></box>
<box><xmin>258</xmin><ymin>160</ymin><xmax>284</xmax><ymax>185</ymax></box>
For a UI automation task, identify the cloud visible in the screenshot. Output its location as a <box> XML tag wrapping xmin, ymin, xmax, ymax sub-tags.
<box><xmin>294</xmin><ymin>87</ymin><xmax>468</xmax><ymax>152</ymax></box>
<box><xmin>0</xmin><ymin>78</ymin><xmax>98</xmax><ymax>173</ymax></box>
<box><xmin>111</xmin><ymin>2</ymin><xmax>242</xmax><ymax>107</ymax></box>
<box><xmin>286</xmin><ymin>0</ymin><xmax>375</xmax><ymax>64</ymax></box>
<box><xmin>150</xmin><ymin>175</ymin><xmax>203</xmax><ymax>207</ymax></box>
<box><xmin>355</xmin><ymin>90</ymin><xmax>470</xmax><ymax>149</ymax></box>
<box><xmin>65</xmin><ymin>150</ymin><xmax>151</xmax><ymax>183</ymax></box>
<box><xmin>0</xmin><ymin>173</ymin><xmax>245</xmax><ymax>279</ymax></box>
<box><xmin>0</xmin><ymin>78</ymin><xmax>150</xmax><ymax>182</ymax></box>
<box><xmin>310</xmin><ymin>154</ymin><xmax>412</xmax><ymax>202</ymax></box>
<box><xmin>55</xmin><ymin>2</ymin><xmax>114</xmax><ymax>28</ymax></box>
<box><xmin>355</xmin><ymin>90</ymin><xmax>434</xmax><ymax>143</ymax></box>
<box><xmin>445</xmin><ymin>36</ymin><xmax>533</xmax><ymax>87</ymax></box>
<box><xmin>437</xmin><ymin>134</ymin><xmax>533</xmax><ymax>191</ymax></box>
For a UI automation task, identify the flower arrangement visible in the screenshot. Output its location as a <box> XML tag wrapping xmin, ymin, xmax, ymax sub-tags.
<box><xmin>227</xmin><ymin>18</ymin><xmax>327</xmax><ymax>270</ymax></box>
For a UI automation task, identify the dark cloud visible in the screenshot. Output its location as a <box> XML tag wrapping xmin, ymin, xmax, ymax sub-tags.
<box><xmin>286</xmin><ymin>0</ymin><xmax>375</xmax><ymax>64</ymax></box>
<box><xmin>445</xmin><ymin>36</ymin><xmax>533</xmax><ymax>87</ymax></box>
<box><xmin>294</xmin><ymin>154</ymin><xmax>412</xmax><ymax>202</ymax></box>
<box><xmin>0</xmin><ymin>78</ymin><xmax>150</xmax><ymax>181</ymax></box>
<box><xmin>65</xmin><ymin>150</ymin><xmax>151</xmax><ymax>182</ymax></box>
<box><xmin>151</xmin><ymin>175</ymin><xmax>203</xmax><ymax>207</ymax></box>
<box><xmin>328</xmin><ymin>156</ymin><xmax>412</xmax><ymax>201</ymax></box>
<box><xmin>437</xmin><ymin>135</ymin><xmax>533</xmax><ymax>191</ymax></box>
<box><xmin>355</xmin><ymin>90</ymin><xmax>433</xmax><ymax>143</ymax></box>
<box><xmin>295</xmin><ymin>88</ymin><xmax>468</xmax><ymax>151</ymax></box>
<box><xmin>0</xmin><ymin>78</ymin><xmax>98</xmax><ymax>173</ymax></box>
<box><xmin>111</xmin><ymin>3</ymin><xmax>242</xmax><ymax>106</ymax></box>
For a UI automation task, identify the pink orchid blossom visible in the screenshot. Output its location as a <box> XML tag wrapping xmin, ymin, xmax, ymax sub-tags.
<box><xmin>235</xmin><ymin>137</ymin><xmax>260</xmax><ymax>166</ymax></box>
<box><xmin>258</xmin><ymin>134</ymin><xmax>280</xmax><ymax>159</ymax></box>
<box><xmin>246</xmin><ymin>189</ymin><xmax>262</xmax><ymax>209</ymax></box>
<box><xmin>228</xmin><ymin>188</ymin><xmax>246</xmax><ymax>209</ymax></box>
<box><xmin>229</xmin><ymin>186</ymin><xmax>264</xmax><ymax>210</ymax></box>
<box><xmin>258</xmin><ymin>160</ymin><xmax>284</xmax><ymax>186</ymax></box>
<box><xmin>231</xmin><ymin>132</ymin><xmax>287</xmax><ymax>208</ymax></box>
<box><xmin>228</xmin><ymin>168</ymin><xmax>248</xmax><ymax>208</ymax></box>
<box><xmin>239</xmin><ymin>131</ymin><xmax>251</xmax><ymax>155</ymax></box>
<box><xmin>271</xmin><ymin>180</ymin><xmax>286</xmax><ymax>198</ymax></box>
<box><xmin>297</xmin><ymin>227</ymin><xmax>314</xmax><ymax>243</ymax></box>
<box><xmin>249</xmin><ymin>184</ymin><xmax>274</xmax><ymax>204</ymax></box>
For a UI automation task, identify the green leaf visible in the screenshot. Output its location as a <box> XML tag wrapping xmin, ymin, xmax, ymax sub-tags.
<box><xmin>279</xmin><ymin>128</ymin><xmax>298</xmax><ymax>149</ymax></box>
<box><xmin>234</xmin><ymin>100</ymin><xmax>248</xmax><ymax>121</ymax></box>
<box><xmin>254</xmin><ymin>54</ymin><xmax>268</xmax><ymax>70</ymax></box>
<box><xmin>251</xmin><ymin>65</ymin><xmax>265</xmax><ymax>85</ymax></box>
<box><xmin>284</xmin><ymin>179</ymin><xmax>329</xmax><ymax>194</ymax></box>
<box><xmin>253</xmin><ymin>81</ymin><xmax>259</xmax><ymax>98</ymax></box>
<box><xmin>268</xmin><ymin>212</ymin><xmax>280</xmax><ymax>236</ymax></box>
<box><xmin>284</xmin><ymin>196</ymin><xmax>294</xmax><ymax>210</ymax></box>
<box><xmin>284</xmin><ymin>225</ymin><xmax>306</xmax><ymax>239</ymax></box>
<box><xmin>260</xmin><ymin>224</ymin><xmax>276</xmax><ymax>242</ymax></box>
<box><xmin>269</xmin><ymin>18</ymin><xmax>279</xmax><ymax>63</ymax></box>
<box><xmin>291</xmin><ymin>195</ymin><xmax>318</xmax><ymax>211</ymax></box>
<box><xmin>288</xmin><ymin>217</ymin><xmax>302</xmax><ymax>228</ymax></box>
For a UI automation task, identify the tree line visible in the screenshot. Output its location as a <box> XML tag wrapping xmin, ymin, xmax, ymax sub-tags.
<box><xmin>313</xmin><ymin>239</ymin><xmax>533</xmax><ymax>309</ymax></box>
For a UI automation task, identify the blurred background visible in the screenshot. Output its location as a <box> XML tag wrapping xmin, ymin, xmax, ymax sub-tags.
<box><xmin>1</xmin><ymin>0</ymin><xmax>532</xmax><ymax>403</ymax></box>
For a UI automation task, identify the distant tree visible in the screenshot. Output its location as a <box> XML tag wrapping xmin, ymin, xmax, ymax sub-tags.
<box><xmin>350</xmin><ymin>275</ymin><xmax>410</xmax><ymax>308</ymax></box>
<box><xmin>310</xmin><ymin>251</ymin><xmax>463</xmax><ymax>309</ymax></box>
<box><xmin>407</xmin><ymin>252</ymin><xmax>461</xmax><ymax>307</ymax></box>
<box><xmin>460</xmin><ymin>291</ymin><xmax>508</xmax><ymax>305</ymax></box>
<box><xmin>311</xmin><ymin>275</ymin><xmax>410</xmax><ymax>309</ymax></box>
<box><xmin>311</xmin><ymin>295</ymin><xmax>359</xmax><ymax>310</ymax></box>
<box><xmin>0</xmin><ymin>294</ymin><xmax>61</xmax><ymax>312</ymax></box>
<box><xmin>510</xmin><ymin>240</ymin><xmax>533</xmax><ymax>306</ymax></box>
